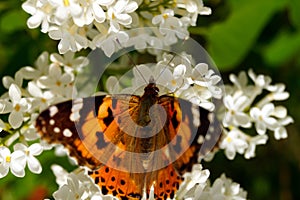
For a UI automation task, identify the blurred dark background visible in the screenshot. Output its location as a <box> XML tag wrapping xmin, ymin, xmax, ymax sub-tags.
<box><xmin>0</xmin><ymin>0</ymin><xmax>299</xmax><ymax>199</ymax></box>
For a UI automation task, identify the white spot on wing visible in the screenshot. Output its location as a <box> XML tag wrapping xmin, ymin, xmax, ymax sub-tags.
<box><xmin>198</xmin><ymin>135</ymin><xmax>204</xmax><ymax>144</ymax></box>
<box><xmin>208</xmin><ymin>113</ymin><xmax>214</xmax><ymax>123</ymax></box>
<box><xmin>63</xmin><ymin>129</ymin><xmax>73</xmax><ymax>137</ymax></box>
<box><xmin>142</xmin><ymin>160</ymin><xmax>150</xmax><ymax>170</ymax></box>
<box><xmin>49</xmin><ymin>106</ymin><xmax>58</xmax><ymax>117</ymax></box>
<box><xmin>54</xmin><ymin>127</ymin><xmax>60</xmax><ymax>133</ymax></box>
<box><xmin>70</xmin><ymin>98</ymin><xmax>83</xmax><ymax>122</ymax></box>
<box><xmin>70</xmin><ymin>112</ymin><xmax>80</xmax><ymax>122</ymax></box>
<box><xmin>49</xmin><ymin>119</ymin><xmax>55</xmax><ymax>125</ymax></box>
<box><xmin>205</xmin><ymin>134</ymin><xmax>211</xmax><ymax>140</ymax></box>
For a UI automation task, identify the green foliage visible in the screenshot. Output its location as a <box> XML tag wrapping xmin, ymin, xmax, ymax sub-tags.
<box><xmin>204</xmin><ymin>0</ymin><xmax>288</xmax><ymax>70</ymax></box>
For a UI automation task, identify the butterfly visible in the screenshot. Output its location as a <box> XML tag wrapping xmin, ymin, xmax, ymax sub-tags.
<box><xmin>35</xmin><ymin>78</ymin><xmax>221</xmax><ymax>200</ymax></box>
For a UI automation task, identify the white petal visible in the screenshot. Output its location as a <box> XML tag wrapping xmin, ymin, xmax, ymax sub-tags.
<box><xmin>0</xmin><ymin>100</ymin><xmax>13</xmax><ymax>114</ymax></box>
<box><xmin>235</xmin><ymin>112</ymin><xmax>251</xmax><ymax>127</ymax></box>
<box><xmin>13</xmin><ymin>143</ymin><xmax>27</xmax><ymax>151</ymax></box>
<box><xmin>273</xmin><ymin>106</ymin><xmax>287</xmax><ymax>118</ymax></box>
<box><xmin>152</xmin><ymin>15</ymin><xmax>162</xmax><ymax>25</ymax></box>
<box><xmin>92</xmin><ymin>4</ymin><xmax>106</xmax><ymax>23</ymax></box>
<box><xmin>28</xmin><ymin>82</ymin><xmax>43</xmax><ymax>97</ymax></box>
<box><xmin>28</xmin><ymin>143</ymin><xmax>43</xmax><ymax>156</ymax></box>
<box><xmin>235</xmin><ymin>96</ymin><xmax>249</xmax><ymax>110</ymax></box>
<box><xmin>193</xmin><ymin>63</ymin><xmax>208</xmax><ymax>77</ymax></box>
<box><xmin>279</xmin><ymin>116</ymin><xmax>294</xmax><ymax>126</ymax></box>
<box><xmin>250</xmin><ymin>107</ymin><xmax>261</xmax><ymax>119</ymax></box>
<box><xmin>106</xmin><ymin>76</ymin><xmax>120</xmax><ymax>93</ymax></box>
<box><xmin>262</xmin><ymin>103</ymin><xmax>274</xmax><ymax>116</ymax></box>
<box><xmin>0</xmin><ymin>165</ymin><xmax>9</xmax><ymax>178</ymax></box>
<box><xmin>125</xmin><ymin>1</ymin><xmax>138</xmax><ymax>13</ymax></box>
<box><xmin>10</xmin><ymin>151</ymin><xmax>26</xmax><ymax>177</ymax></box>
<box><xmin>223</xmin><ymin>95</ymin><xmax>234</xmax><ymax>109</ymax></box>
<box><xmin>114</xmin><ymin>0</ymin><xmax>127</xmax><ymax>12</ymax></box>
<box><xmin>101</xmin><ymin>38</ymin><xmax>115</xmax><ymax>57</ymax></box>
<box><xmin>264</xmin><ymin>117</ymin><xmax>277</xmax><ymax>129</ymax></box>
<box><xmin>173</xmin><ymin>64</ymin><xmax>186</xmax><ymax>77</ymax></box>
<box><xmin>49</xmin><ymin>64</ymin><xmax>62</xmax><ymax>77</ymax></box>
<box><xmin>225</xmin><ymin>146</ymin><xmax>236</xmax><ymax>160</ymax></box>
<box><xmin>27</xmin><ymin>156</ymin><xmax>42</xmax><ymax>174</ymax></box>
<box><xmin>255</xmin><ymin>121</ymin><xmax>267</xmax><ymax>135</ymax></box>
<box><xmin>272</xmin><ymin>92</ymin><xmax>289</xmax><ymax>100</ymax></box>
<box><xmin>98</xmin><ymin>0</ymin><xmax>114</xmax><ymax>6</ymax></box>
<box><xmin>274</xmin><ymin>127</ymin><xmax>287</xmax><ymax>140</ymax></box>
<box><xmin>8</xmin><ymin>111</ymin><xmax>23</xmax><ymax>129</ymax></box>
<box><xmin>9</xmin><ymin>84</ymin><xmax>21</xmax><ymax>103</ymax></box>
<box><xmin>60</xmin><ymin>73</ymin><xmax>74</xmax><ymax>84</ymax></box>
<box><xmin>2</xmin><ymin>76</ymin><xmax>14</xmax><ymax>89</ymax></box>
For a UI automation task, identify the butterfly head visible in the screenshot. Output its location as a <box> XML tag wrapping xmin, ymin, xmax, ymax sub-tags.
<box><xmin>143</xmin><ymin>76</ymin><xmax>159</xmax><ymax>98</ymax></box>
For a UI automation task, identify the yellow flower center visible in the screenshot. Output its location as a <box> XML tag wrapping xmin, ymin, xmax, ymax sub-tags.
<box><xmin>171</xmin><ymin>79</ymin><xmax>177</xmax><ymax>86</ymax></box>
<box><xmin>6</xmin><ymin>156</ymin><xmax>11</xmax><ymax>163</ymax></box>
<box><xmin>163</xmin><ymin>13</ymin><xmax>169</xmax><ymax>19</ymax></box>
<box><xmin>226</xmin><ymin>136</ymin><xmax>232</xmax><ymax>143</ymax></box>
<box><xmin>63</xmin><ymin>0</ymin><xmax>70</xmax><ymax>6</ymax></box>
<box><xmin>15</xmin><ymin>104</ymin><xmax>21</xmax><ymax>112</ymax></box>
<box><xmin>56</xmin><ymin>81</ymin><xmax>61</xmax><ymax>86</ymax></box>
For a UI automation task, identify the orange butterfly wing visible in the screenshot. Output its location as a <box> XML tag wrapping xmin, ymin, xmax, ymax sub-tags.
<box><xmin>36</xmin><ymin>94</ymin><xmax>221</xmax><ymax>199</ymax></box>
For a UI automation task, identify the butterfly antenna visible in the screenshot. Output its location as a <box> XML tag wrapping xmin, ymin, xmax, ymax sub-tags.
<box><xmin>115</xmin><ymin>38</ymin><xmax>148</xmax><ymax>84</ymax></box>
<box><xmin>155</xmin><ymin>36</ymin><xmax>189</xmax><ymax>82</ymax></box>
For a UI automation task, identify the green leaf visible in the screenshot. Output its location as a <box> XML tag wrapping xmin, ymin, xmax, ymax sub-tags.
<box><xmin>0</xmin><ymin>9</ymin><xmax>27</xmax><ymax>33</ymax></box>
<box><xmin>288</xmin><ymin>0</ymin><xmax>300</xmax><ymax>29</ymax></box>
<box><xmin>262</xmin><ymin>31</ymin><xmax>300</xmax><ymax>66</ymax></box>
<box><xmin>205</xmin><ymin>0</ymin><xmax>288</xmax><ymax>70</ymax></box>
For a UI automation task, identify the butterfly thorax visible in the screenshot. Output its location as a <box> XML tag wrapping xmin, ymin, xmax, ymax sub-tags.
<box><xmin>135</xmin><ymin>83</ymin><xmax>159</xmax><ymax>127</ymax></box>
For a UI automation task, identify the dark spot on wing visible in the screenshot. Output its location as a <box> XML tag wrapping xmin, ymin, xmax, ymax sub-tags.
<box><xmin>171</xmin><ymin>110</ymin><xmax>179</xmax><ymax>129</ymax></box>
<box><xmin>174</xmin><ymin>135</ymin><xmax>182</xmax><ymax>153</ymax></box>
<box><xmin>96</xmin><ymin>131</ymin><xmax>109</xmax><ymax>148</ymax></box>
<box><xmin>103</xmin><ymin>107</ymin><xmax>114</xmax><ymax>127</ymax></box>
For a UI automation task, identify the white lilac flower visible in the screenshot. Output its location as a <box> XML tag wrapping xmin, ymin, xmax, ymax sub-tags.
<box><xmin>0</xmin><ymin>146</ymin><xmax>26</xmax><ymax>178</ymax></box>
<box><xmin>176</xmin><ymin>164</ymin><xmax>210</xmax><ymax>199</ymax></box>
<box><xmin>50</xmin><ymin>51</ymin><xmax>89</xmax><ymax>73</ymax></box>
<box><xmin>189</xmin><ymin>63</ymin><xmax>222</xmax><ymax>99</ymax></box>
<box><xmin>176</xmin><ymin>0</ymin><xmax>212</xmax><ymax>26</ymax></box>
<box><xmin>248</xmin><ymin>69</ymin><xmax>271</xmax><ymax>90</ymax></box>
<box><xmin>223</xmin><ymin>94</ymin><xmax>251</xmax><ymax>128</ymax></box>
<box><xmin>199</xmin><ymin>174</ymin><xmax>247</xmax><ymax>200</ymax></box>
<box><xmin>93</xmin><ymin>31</ymin><xmax>129</xmax><ymax>57</ymax></box>
<box><xmin>265</xmin><ymin>83</ymin><xmax>290</xmax><ymax>102</ymax></box>
<box><xmin>106</xmin><ymin>0</ymin><xmax>138</xmax><ymax>33</ymax></box>
<box><xmin>37</xmin><ymin>64</ymin><xmax>74</xmax><ymax>96</ymax></box>
<box><xmin>48</xmin><ymin>21</ymin><xmax>90</xmax><ymax>54</ymax></box>
<box><xmin>244</xmin><ymin>135</ymin><xmax>268</xmax><ymax>159</ymax></box>
<box><xmin>0</xmin><ymin>84</ymin><xmax>29</xmax><ymax>129</ymax></box>
<box><xmin>228</xmin><ymin>71</ymin><xmax>255</xmax><ymax>96</ymax></box>
<box><xmin>34</xmin><ymin>51</ymin><xmax>51</xmax><ymax>75</ymax></box>
<box><xmin>219</xmin><ymin>128</ymin><xmax>248</xmax><ymax>160</ymax></box>
<box><xmin>22</xmin><ymin>0</ymin><xmax>53</xmax><ymax>33</ymax></box>
<box><xmin>152</xmin><ymin>9</ymin><xmax>188</xmax><ymax>45</ymax></box>
<box><xmin>158</xmin><ymin>52</ymin><xmax>195</xmax><ymax>69</ymax></box>
<box><xmin>27</xmin><ymin>81</ymin><xmax>55</xmax><ymax>112</ymax></box>
<box><xmin>74</xmin><ymin>0</ymin><xmax>105</xmax><ymax>27</ymax></box>
<box><xmin>273</xmin><ymin>116</ymin><xmax>293</xmax><ymax>140</ymax></box>
<box><xmin>13</xmin><ymin>143</ymin><xmax>43</xmax><ymax>174</ymax></box>
<box><xmin>51</xmin><ymin>165</ymin><xmax>100</xmax><ymax>200</ymax></box>
<box><xmin>162</xmin><ymin>64</ymin><xmax>188</xmax><ymax>93</ymax></box>
<box><xmin>48</xmin><ymin>0</ymin><xmax>83</xmax><ymax>26</ymax></box>
<box><xmin>250</xmin><ymin>103</ymin><xmax>278</xmax><ymax>135</ymax></box>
